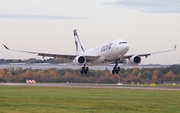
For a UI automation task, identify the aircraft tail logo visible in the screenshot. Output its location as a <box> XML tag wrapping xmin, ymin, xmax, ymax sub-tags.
<box><xmin>73</xmin><ymin>29</ymin><xmax>85</xmax><ymax>54</ymax></box>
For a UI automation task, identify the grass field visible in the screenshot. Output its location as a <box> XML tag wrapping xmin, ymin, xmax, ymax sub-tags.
<box><xmin>0</xmin><ymin>85</ymin><xmax>180</xmax><ymax>113</ymax></box>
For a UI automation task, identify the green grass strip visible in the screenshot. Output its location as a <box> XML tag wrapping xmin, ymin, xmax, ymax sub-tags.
<box><xmin>0</xmin><ymin>86</ymin><xmax>180</xmax><ymax>113</ymax></box>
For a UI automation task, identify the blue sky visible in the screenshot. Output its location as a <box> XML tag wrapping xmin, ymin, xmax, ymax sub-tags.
<box><xmin>0</xmin><ymin>0</ymin><xmax>180</xmax><ymax>64</ymax></box>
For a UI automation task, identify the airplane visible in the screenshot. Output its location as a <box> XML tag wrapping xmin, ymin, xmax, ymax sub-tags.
<box><xmin>3</xmin><ymin>29</ymin><xmax>177</xmax><ymax>74</ymax></box>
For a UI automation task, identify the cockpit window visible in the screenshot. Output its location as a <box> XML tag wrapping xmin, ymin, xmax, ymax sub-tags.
<box><xmin>119</xmin><ymin>42</ymin><xmax>127</xmax><ymax>44</ymax></box>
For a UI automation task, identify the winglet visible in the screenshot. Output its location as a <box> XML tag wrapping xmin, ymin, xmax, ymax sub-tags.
<box><xmin>3</xmin><ymin>44</ymin><xmax>10</xmax><ymax>50</ymax></box>
<box><xmin>174</xmin><ymin>44</ymin><xmax>177</xmax><ymax>49</ymax></box>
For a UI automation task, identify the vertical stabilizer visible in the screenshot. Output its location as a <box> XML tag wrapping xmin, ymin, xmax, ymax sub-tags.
<box><xmin>73</xmin><ymin>29</ymin><xmax>85</xmax><ymax>54</ymax></box>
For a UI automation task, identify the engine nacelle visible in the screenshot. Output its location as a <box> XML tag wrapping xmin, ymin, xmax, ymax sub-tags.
<box><xmin>73</xmin><ymin>56</ymin><xmax>86</xmax><ymax>65</ymax></box>
<box><xmin>129</xmin><ymin>55</ymin><xmax>141</xmax><ymax>65</ymax></box>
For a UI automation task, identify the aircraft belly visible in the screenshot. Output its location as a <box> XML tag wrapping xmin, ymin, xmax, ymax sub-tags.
<box><xmin>89</xmin><ymin>56</ymin><xmax>106</xmax><ymax>65</ymax></box>
<box><xmin>103</xmin><ymin>50</ymin><xmax>119</xmax><ymax>60</ymax></box>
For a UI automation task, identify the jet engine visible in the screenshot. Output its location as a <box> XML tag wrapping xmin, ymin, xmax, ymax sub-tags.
<box><xmin>73</xmin><ymin>56</ymin><xmax>86</xmax><ymax>65</ymax></box>
<box><xmin>129</xmin><ymin>55</ymin><xmax>141</xmax><ymax>65</ymax></box>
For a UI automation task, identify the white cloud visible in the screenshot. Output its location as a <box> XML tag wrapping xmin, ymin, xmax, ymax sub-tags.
<box><xmin>105</xmin><ymin>0</ymin><xmax>180</xmax><ymax>13</ymax></box>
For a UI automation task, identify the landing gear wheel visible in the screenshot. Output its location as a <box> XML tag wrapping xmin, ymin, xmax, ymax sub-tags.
<box><xmin>113</xmin><ymin>67</ymin><xmax>116</xmax><ymax>71</ymax></box>
<box><xmin>112</xmin><ymin>66</ymin><xmax>120</xmax><ymax>74</ymax></box>
<box><xmin>115</xmin><ymin>69</ymin><xmax>119</xmax><ymax>74</ymax></box>
<box><xmin>80</xmin><ymin>70</ymin><xmax>83</xmax><ymax>74</ymax></box>
<box><xmin>117</xmin><ymin>67</ymin><xmax>120</xmax><ymax>71</ymax></box>
<box><xmin>80</xmin><ymin>65</ymin><xmax>89</xmax><ymax>74</ymax></box>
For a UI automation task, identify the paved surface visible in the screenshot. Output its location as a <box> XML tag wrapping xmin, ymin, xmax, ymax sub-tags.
<box><xmin>0</xmin><ymin>83</ymin><xmax>180</xmax><ymax>90</ymax></box>
<box><xmin>0</xmin><ymin>63</ymin><xmax>170</xmax><ymax>70</ymax></box>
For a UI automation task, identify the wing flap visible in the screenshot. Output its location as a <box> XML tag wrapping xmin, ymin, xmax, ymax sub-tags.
<box><xmin>37</xmin><ymin>53</ymin><xmax>76</xmax><ymax>59</ymax></box>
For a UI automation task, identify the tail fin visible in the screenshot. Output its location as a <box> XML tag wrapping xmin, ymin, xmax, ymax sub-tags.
<box><xmin>73</xmin><ymin>29</ymin><xmax>85</xmax><ymax>54</ymax></box>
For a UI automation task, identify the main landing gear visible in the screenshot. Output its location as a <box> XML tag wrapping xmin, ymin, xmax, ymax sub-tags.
<box><xmin>80</xmin><ymin>60</ymin><xmax>120</xmax><ymax>74</ymax></box>
<box><xmin>80</xmin><ymin>64</ymin><xmax>89</xmax><ymax>74</ymax></box>
<box><xmin>112</xmin><ymin>59</ymin><xmax>120</xmax><ymax>74</ymax></box>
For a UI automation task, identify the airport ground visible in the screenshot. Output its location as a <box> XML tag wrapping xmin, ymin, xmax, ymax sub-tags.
<box><xmin>0</xmin><ymin>64</ymin><xmax>179</xmax><ymax>112</ymax></box>
<box><xmin>0</xmin><ymin>83</ymin><xmax>180</xmax><ymax>113</ymax></box>
<box><xmin>1</xmin><ymin>82</ymin><xmax>180</xmax><ymax>90</ymax></box>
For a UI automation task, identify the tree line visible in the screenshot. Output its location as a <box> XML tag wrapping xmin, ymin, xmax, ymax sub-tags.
<box><xmin>0</xmin><ymin>65</ymin><xmax>180</xmax><ymax>84</ymax></box>
<box><xmin>0</xmin><ymin>58</ymin><xmax>70</xmax><ymax>64</ymax></box>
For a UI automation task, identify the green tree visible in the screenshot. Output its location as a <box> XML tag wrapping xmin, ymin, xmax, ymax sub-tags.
<box><xmin>141</xmin><ymin>70</ymin><xmax>152</xmax><ymax>79</ymax></box>
<box><xmin>169</xmin><ymin>65</ymin><xmax>180</xmax><ymax>75</ymax></box>
<box><xmin>131</xmin><ymin>68</ymin><xmax>139</xmax><ymax>76</ymax></box>
<box><xmin>174</xmin><ymin>74</ymin><xmax>180</xmax><ymax>81</ymax></box>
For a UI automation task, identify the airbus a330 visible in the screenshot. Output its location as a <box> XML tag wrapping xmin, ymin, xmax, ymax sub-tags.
<box><xmin>3</xmin><ymin>29</ymin><xmax>177</xmax><ymax>74</ymax></box>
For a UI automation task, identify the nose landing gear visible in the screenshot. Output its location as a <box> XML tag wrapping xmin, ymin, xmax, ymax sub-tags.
<box><xmin>112</xmin><ymin>59</ymin><xmax>120</xmax><ymax>74</ymax></box>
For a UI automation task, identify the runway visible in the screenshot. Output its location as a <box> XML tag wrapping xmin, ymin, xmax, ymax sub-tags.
<box><xmin>1</xmin><ymin>83</ymin><xmax>180</xmax><ymax>91</ymax></box>
<box><xmin>0</xmin><ymin>63</ymin><xmax>170</xmax><ymax>70</ymax></box>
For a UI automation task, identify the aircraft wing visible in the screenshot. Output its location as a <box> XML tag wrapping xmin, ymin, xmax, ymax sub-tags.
<box><xmin>123</xmin><ymin>44</ymin><xmax>177</xmax><ymax>59</ymax></box>
<box><xmin>3</xmin><ymin>44</ymin><xmax>100</xmax><ymax>61</ymax></box>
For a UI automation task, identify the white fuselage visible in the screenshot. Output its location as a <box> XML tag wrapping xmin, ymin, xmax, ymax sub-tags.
<box><xmin>79</xmin><ymin>39</ymin><xmax>129</xmax><ymax>65</ymax></box>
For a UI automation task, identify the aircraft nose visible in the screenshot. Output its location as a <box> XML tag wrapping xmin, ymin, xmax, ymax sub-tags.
<box><xmin>121</xmin><ymin>44</ymin><xmax>129</xmax><ymax>54</ymax></box>
<box><xmin>125</xmin><ymin>44</ymin><xmax>129</xmax><ymax>51</ymax></box>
